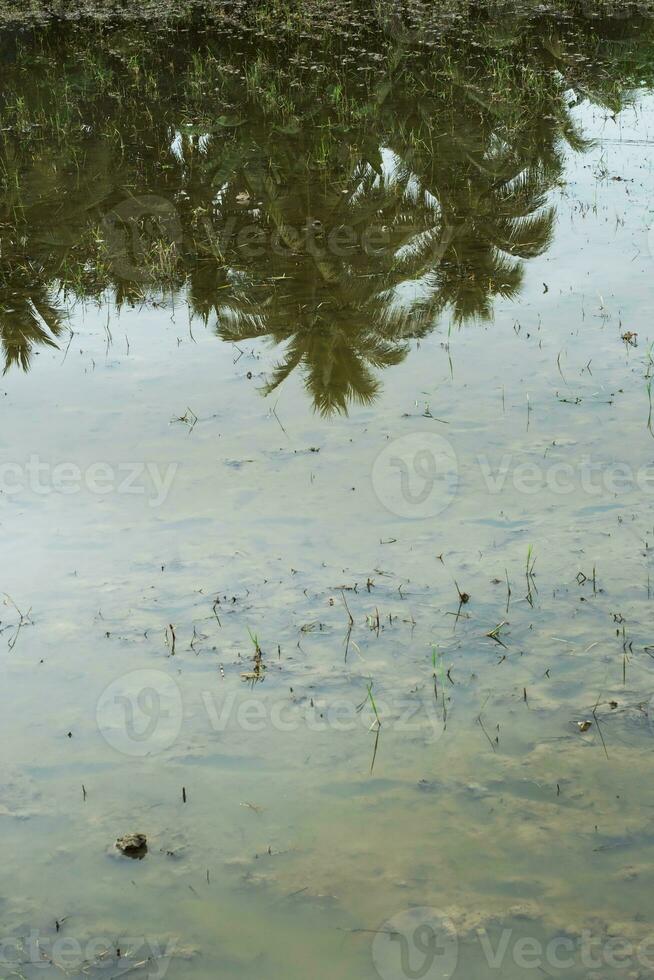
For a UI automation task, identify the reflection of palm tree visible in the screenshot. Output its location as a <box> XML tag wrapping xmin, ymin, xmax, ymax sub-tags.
<box><xmin>0</xmin><ymin>141</ymin><xmax>96</xmax><ymax>370</ymax></box>
<box><xmin>207</xmin><ymin>154</ymin><xmax>445</xmax><ymax>413</ymax></box>
<box><xmin>219</xmin><ymin>286</ymin><xmax>411</xmax><ymax>416</ymax></box>
<box><xmin>0</xmin><ymin>8</ymin><xmax>651</xmax><ymax>407</ymax></box>
<box><xmin>0</xmin><ymin>278</ymin><xmax>65</xmax><ymax>372</ymax></box>
<box><xmin>208</xmin><ymin>107</ymin><xmax>558</xmax><ymax>411</ymax></box>
<box><xmin>386</xmin><ymin>71</ymin><xmax>560</xmax><ymax>323</ymax></box>
<box><xmin>423</xmin><ymin>164</ymin><xmax>557</xmax><ymax>323</ymax></box>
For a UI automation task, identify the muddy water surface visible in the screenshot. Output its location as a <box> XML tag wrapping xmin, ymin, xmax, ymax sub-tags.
<box><xmin>2</xmin><ymin>10</ymin><xmax>654</xmax><ymax>980</ymax></box>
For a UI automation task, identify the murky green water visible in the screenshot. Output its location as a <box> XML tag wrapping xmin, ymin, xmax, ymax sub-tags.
<box><xmin>2</xmin><ymin>5</ymin><xmax>654</xmax><ymax>979</ymax></box>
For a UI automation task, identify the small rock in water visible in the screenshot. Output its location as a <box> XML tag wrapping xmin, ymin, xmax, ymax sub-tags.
<box><xmin>116</xmin><ymin>833</ymin><xmax>147</xmax><ymax>859</ymax></box>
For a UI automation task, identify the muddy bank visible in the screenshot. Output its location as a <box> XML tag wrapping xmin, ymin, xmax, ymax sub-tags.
<box><xmin>1</xmin><ymin>0</ymin><xmax>653</xmax><ymax>28</ymax></box>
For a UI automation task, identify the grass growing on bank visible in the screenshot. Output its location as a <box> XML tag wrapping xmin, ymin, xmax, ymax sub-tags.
<box><xmin>1</xmin><ymin>0</ymin><xmax>654</xmax><ymax>28</ymax></box>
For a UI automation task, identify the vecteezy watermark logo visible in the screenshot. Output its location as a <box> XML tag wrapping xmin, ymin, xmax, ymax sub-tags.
<box><xmin>0</xmin><ymin>457</ymin><xmax>178</xmax><ymax>507</ymax></box>
<box><xmin>101</xmin><ymin>195</ymin><xmax>183</xmax><ymax>282</ymax></box>
<box><xmin>372</xmin><ymin>907</ymin><xmax>458</xmax><ymax>980</ymax></box>
<box><xmin>96</xmin><ymin>679</ymin><xmax>446</xmax><ymax>757</ymax></box>
<box><xmin>477</xmin><ymin>453</ymin><xmax>654</xmax><ymax>497</ymax></box>
<box><xmin>0</xmin><ymin>931</ymin><xmax>176</xmax><ymax>978</ymax></box>
<box><xmin>97</xmin><ymin>670</ymin><xmax>183</xmax><ymax>757</ymax></box>
<box><xmin>372</xmin><ymin>917</ymin><xmax>654</xmax><ymax>977</ymax></box>
<box><xmin>372</xmin><ymin>433</ymin><xmax>458</xmax><ymax>519</ymax></box>
<box><xmin>201</xmin><ymin>690</ymin><xmax>446</xmax><ymax>740</ymax></box>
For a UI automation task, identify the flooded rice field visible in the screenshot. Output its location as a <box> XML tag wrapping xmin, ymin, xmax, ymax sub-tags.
<box><xmin>2</xmin><ymin>4</ymin><xmax>654</xmax><ymax>978</ymax></box>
